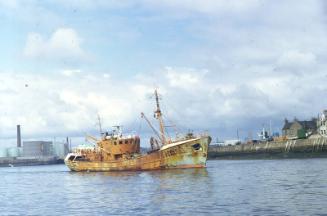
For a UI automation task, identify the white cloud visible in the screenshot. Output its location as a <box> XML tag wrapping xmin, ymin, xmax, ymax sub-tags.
<box><xmin>61</xmin><ymin>69</ymin><xmax>81</xmax><ymax>77</ymax></box>
<box><xmin>2</xmin><ymin>0</ymin><xmax>327</xmax><ymax>142</ymax></box>
<box><xmin>103</xmin><ymin>73</ymin><xmax>110</xmax><ymax>79</ymax></box>
<box><xmin>165</xmin><ymin>67</ymin><xmax>206</xmax><ymax>89</ymax></box>
<box><xmin>24</xmin><ymin>28</ymin><xmax>87</xmax><ymax>61</ymax></box>
<box><xmin>50</xmin><ymin>0</ymin><xmax>261</xmax><ymax>14</ymax></box>
<box><xmin>0</xmin><ymin>0</ymin><xmax>18</xmax><ymax>8</ymax></box>
<box><xmin>142</xmin><ymin>0</ymin><xmax>261</xmax><ymax>14</ymax></box>
<box><xmin>0</xmin><ymin>64</ymin><xmax>326</xmax><ymax>143</ymax></box>
<box><xmin>277</xmin><ymin>50</ymin><xmax>316</xmax><ymax>68</ymax></box>
<box><xmin>24</xmin><ymin>32</ymin><xmax>44</xmax><ymax>57</ymax></box>
<box><xmin>0</xmin><ymin>71</ymin><xmax>143</xmax><ymax>139</ymax></box>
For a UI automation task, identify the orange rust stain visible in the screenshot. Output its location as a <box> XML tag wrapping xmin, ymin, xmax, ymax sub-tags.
<box><xmin>66</xmin><ymin>136</ymin><xmax>211</xmax><ymax>172</ymax></box>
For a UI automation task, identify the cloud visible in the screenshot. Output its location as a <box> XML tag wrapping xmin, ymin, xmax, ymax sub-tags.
<box><xmin>277</xmin><ymin>50</ymin><xmax>316</xmax><ymax>68</ymax></box>
<box><xmin>23</xmin><ymin>28</ymin><xmax>87</xmax><ymax>61</ymax></box>
<box><xmin>165</xmin><ymin>67</ymin><xmax>207</xmax><ymax>89</ymax></box>
<box><xmin>2</xmin><ymin>0</ymin><xmax>327</xmax><ymax>143</ymax></box>
<box><xmin>0</xmin><ymin>0</ymin><xmax>19</xmax><ymax>8</ymax></box>
<box><xmin>48</xmin><ymin>0</ymin><xmax>261</xmax><ymax>14</ymax></box>
<box><xmin>61</xmin><ymin>69</ymin><xmax>81</xmax><ymax>77</ymax></box>
<box><xmin>51</xmin><ymin>0</ymin><xmax>133</xmax><ymax>10</ymax></box>
<box><xmin>0</xmin><ymin>63</ymin><xmax>326</xmax><ymax>143</ymax></box>
<box><xmin>0</xmin><ymin>71</ymin><xmax>127</xmax><ymax>138</ymax></box>
<box><xmin>142</xmin><ymin>0</ymin><xmax>261</xmax><ymax>15</ymax></box>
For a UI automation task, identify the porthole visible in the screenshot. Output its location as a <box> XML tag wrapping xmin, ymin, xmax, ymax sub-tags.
<box><xmin>192</xmin><ymin>143</ymin><xmax>201</xmax><ymax>151</ymax></box>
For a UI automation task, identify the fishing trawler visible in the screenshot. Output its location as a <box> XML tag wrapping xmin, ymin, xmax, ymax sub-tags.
<box><xmin>64</xmin><ymin>90</ymin><xmax>211</xmax><ymax>171</ymax></box>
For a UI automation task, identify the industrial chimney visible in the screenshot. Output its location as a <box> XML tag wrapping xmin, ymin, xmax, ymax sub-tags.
<box><xmin>17</xmin><ymin>125</ymin><xmax>21</xmax><ymax>148</ymax></box>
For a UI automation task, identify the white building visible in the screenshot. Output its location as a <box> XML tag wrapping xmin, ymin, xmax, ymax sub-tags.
<box><xmin>317</xmin><ymin>110</ymin><xmax>327</xmax><ymax>137</ymax></box>
<box><xmin>224</xmin><ymin>139</ymin><xmax>241</xmax><ymax>146</ymax></box>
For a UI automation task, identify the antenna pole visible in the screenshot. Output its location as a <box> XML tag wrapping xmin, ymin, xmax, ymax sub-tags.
<box><xmin>237</xmin><ymin>128</ymin><xmax>239</xmax><ymax>141</ymax></box>
<box><xmin>97</xmin><ymin>114</ymin><xmax>103</xmax><ymax>135</ymax></box>
<box><xmin>154</xmin><ymin>89</ymin><xmax>166</xmax><ymax>145</ymax></box>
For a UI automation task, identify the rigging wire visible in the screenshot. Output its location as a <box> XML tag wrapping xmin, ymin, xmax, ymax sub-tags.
<box><xmin>161</xmin><ymin>97</ymin><xmax>194</xmax><ymax>131</ymax></box>
<box><xmin>162</xmin><ymin>115</ymin><xmax>180</xmax><ymax>138</ymax></box>
<box><xmin>160</xmin><ymin>99</ymin><xmax>183</xmax><ymax>134</ymax></box>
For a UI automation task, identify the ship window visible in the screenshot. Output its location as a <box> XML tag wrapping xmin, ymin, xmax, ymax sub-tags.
<box><xmin>192</xmin><ymin>143</ymin><xmax>201</xmax><ymax>151</ymax></box>
<box><xmin>119</xmin><ymin>141</ymin><xmax>123</xmax><ymax>144</ymax></box>
<box><xmin>75</xmin><ymin>156</ymin><xmax>85</xmax><ymax>161</ymax></box>
<box><xmin>114</xmin><ymin>154</ymin><xmax>122</xmax><ymax>160</ymax></box>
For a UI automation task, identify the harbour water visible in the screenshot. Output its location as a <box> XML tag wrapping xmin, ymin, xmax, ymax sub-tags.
<box><xmin>1</xmin><ymin>159</ymin><xmax>327</xmax><ymax>215</ymax></box>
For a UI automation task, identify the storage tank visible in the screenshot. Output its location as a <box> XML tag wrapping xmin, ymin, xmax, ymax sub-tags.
<box><xmin>0</xmin><ymin>148</ymin><xmax>7</xmax><ymax>157</ymax></box>
<box><xmin>7</xmin><ymin>147</ymin><xmax>19</xmax><ymax>157</ymax></box>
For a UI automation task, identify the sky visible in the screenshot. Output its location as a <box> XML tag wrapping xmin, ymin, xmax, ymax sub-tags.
<box><xmin>1</xmin><ymin>0</ymin><xmax>327</xmax><ymax>146</ymax></box>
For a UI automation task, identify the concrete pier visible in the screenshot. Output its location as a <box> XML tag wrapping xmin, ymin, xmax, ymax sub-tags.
<box><xmin>0</xmin><ymin>156</ymin><xmax>64</xmax><ymax>167</ymax></box>
<box><xmin>208</xmin><ymin>136</ymin><xmax>327</xmax><ymax>159</ymax></box>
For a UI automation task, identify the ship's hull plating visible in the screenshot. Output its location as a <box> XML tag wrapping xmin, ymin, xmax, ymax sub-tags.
<box><xmin>65</xmin><ymin>136</ymin><xmax>210</xmax><ymax>171</ymax></box>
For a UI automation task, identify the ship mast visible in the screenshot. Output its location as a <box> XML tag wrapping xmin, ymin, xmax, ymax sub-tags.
<box><xmin>154</xmin><ymin>89</ymin><xmax>166</xmax><ymax>145</ymax></box>
<box><xmin>97</xmin><ymin>114</ymin><xmax>103</xmax><ymax>135</ymax></box>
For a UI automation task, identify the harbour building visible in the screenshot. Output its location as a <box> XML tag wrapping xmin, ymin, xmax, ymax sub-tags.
<box><xmin>282</xmin><ymin>118</ymin><xmax>317</xmax><ymax>139</ymax></box>
<box><xmin>317</xmin><ymin>110</ymin><xmax>327</xmax><ymax>137</ymax></box>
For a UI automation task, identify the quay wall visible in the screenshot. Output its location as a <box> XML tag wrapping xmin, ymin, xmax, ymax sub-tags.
<box><xmin>208</xmin><ymin>137</ymin><xmax>327</xmax><ymax>159</ymax></box>
<box><xmin>0</xmin><ymin>156</ymin><xmax>64</xmax><ymax>167</ymax></box>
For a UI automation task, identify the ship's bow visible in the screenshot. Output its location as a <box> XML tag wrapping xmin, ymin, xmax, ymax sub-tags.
<box><xmin>161</xmin><ymin>135</ymin><xmax>211</xmax><ymax>169</ymax></box>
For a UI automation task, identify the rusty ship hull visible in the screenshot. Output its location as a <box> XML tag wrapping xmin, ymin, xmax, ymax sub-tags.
<box><xmin>65</xmin><ymin>136</ymin><xmax>210</xmax><ymax>172</ymax></box>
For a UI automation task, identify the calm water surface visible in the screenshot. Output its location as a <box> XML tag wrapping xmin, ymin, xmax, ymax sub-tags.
<box><xmin>1</xmin><ymin>159</ymin><xmax>327</xmax><ymax>215</ymax></box>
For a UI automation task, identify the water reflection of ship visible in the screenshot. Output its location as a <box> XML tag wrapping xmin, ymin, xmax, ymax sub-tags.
<box><xmin>70</xmin><ymin>167</ymin><xmax>209</xmax><ymax>179</ymax></box>
<box><xmin>149</xmin><ymin>167</ymin><xmax>209</xmax><ymax>179</ymax></box>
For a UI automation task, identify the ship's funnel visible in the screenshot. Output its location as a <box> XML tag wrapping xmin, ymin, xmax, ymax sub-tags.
<box><xmin>17</xmin><ymin>125</ymin><xmax>21</xmax><ymax>148</ymax></box>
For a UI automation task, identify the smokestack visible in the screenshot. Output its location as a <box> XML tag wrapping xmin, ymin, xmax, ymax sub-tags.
<box><xmin>17</xmin><ymin>125</ymin><xmax>21</xmax><ymax>148</ymax></box>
